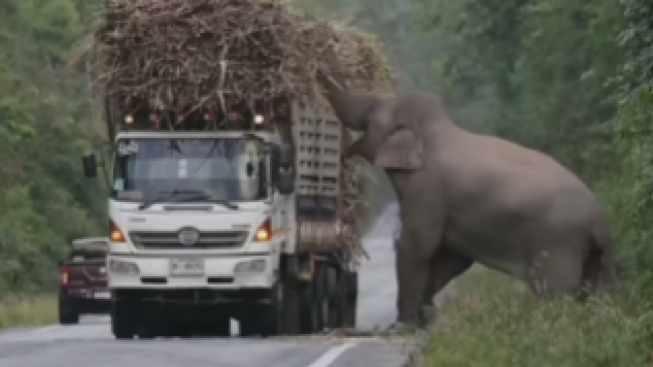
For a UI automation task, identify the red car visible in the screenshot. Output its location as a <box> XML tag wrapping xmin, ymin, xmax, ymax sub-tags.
<box><xmin>58</xmin><ymin>237</ymin><xmax>111</xmax><ymax>325</ymax></box>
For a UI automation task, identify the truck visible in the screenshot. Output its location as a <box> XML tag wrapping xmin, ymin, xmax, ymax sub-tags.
<box><xmin>81</xmin><ymin>98</ymin><xmax>361</xmax><ymax>339</ymax></box>
<box><xmin>58</xmin><ymin>237</ymin><xmax>111</xmax><ymax>324</ymax></box>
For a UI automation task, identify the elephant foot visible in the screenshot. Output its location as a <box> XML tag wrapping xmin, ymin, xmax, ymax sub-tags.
<box><xmin>419</xmin><ymin>305</ymin><xmax>437</xmax><ymax>326</ymax></box>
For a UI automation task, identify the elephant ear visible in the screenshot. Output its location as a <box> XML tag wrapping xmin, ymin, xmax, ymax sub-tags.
<box><xmin>374</xmin><ymin>126</ymin><xmax>424</xmax><ymax>169</ymax></box>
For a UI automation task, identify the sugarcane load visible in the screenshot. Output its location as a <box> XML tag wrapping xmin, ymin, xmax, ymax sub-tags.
<box><xmin>73</xmin><ymin>0</ymin><xmax>392</xmax><ymax>339</ymax></box>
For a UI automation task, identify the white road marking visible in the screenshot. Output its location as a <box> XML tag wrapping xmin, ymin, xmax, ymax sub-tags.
<box><xmin>306</xmin><ymin>342</ymin><xmax>356</xmax><ymax>367</ymax></box>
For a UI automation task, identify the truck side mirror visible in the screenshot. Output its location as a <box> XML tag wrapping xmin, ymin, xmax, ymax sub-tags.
<box><xmin>267</xmin><ymin>143</ymin><xmax>280</xmax><ymax>184</ymax></box>
<box><xmin>277</xmin><ymin>143</ymin><xmax>294</xmax><ymax>195</ymax></box>
<box><xmin>82</xmin><ymin>153</ymin><xmax>98</xmax><ymax>178</ymax></box>
<box><xmin>279</xmin><ymin>143</ymin><xmax>294</xmax><ymax>167</ymax></box>
<box><xmin>277</xmin><ymin>167</ymin><xmax>294</xmax><ymax>195</ymax></box>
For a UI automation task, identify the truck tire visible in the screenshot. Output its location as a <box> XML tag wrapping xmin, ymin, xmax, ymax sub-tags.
<box><xmin>315</xmin><ymin>265</ymin><xmax>332</xmax><ymax>332</ymax></box>
<box><xmin>342</xmin><ymin>271</ymin><xmax>358</xmax><ymax>328</ymax></box>
<box><xmin>299</xmin><ymin>282</ymin><xmax>316</xmax><ymax>334</ymax></box>
<box><xmin>299</xmin><ymin>264</ymin><xmax>330</xmax><ymax>334</ymax></box>
<box><xmin>325</xmin><ymin>266</ymin><xmax>342</xmax><ymax>329</ymax></box>
<box><xmin>58</xmin><ymin>296</ymin><xmax>80</xmax><ymax>325</ymax></box>
<box><xmin>111</xmin><ymin>298</ymin><xmax>137</xmax><ymax>340</ymax></box>
<box><xmin>241</xmin><ymin>281</ymin><xmax>301</xmax><ymax>337</ymax></box>
<box><xmin>266</xmin><ymin>280</ymin><xmax>301</xmax><ymax>336</ymax></box>
<box><xmin>299</xmin><ymin>275</ymin><xmax>317</xmax><ymax>333</ymax></box>
<box><xmin>328</xmin><ymin>269</ymin><xmax>346</xmax><ymax>329</ymax></box>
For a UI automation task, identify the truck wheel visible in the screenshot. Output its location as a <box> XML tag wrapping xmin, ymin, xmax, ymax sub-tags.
<box><xmin>314</xmin><ymin>265</ymin><xmax>332</xmax><ymax>333</ymax></box>
<box><xmin>240</xmin><ymin>281</ymin><xmax>301</xmax><ymax>337</ymax></box>
<box><xmin>112</xmin><ymin>299</ymin><xmax>137</xmax><ymax>340</ymax></box>
<box><xmin>299</xmin><ymin>270</ymin><xmax>321</xmax><ymax>334</ymax></box>
<box><xmin>299</xmin><ymin>264</ymin><xmax>329</xmax><ymax>334</ymax></box>
<box><xmin>342</xmin><ymin>271</ymin><xmax>358</xmax><ymax>328</ymax></box>
<box><xmin>325</xmin><ymin>267</ymin><xmax>342</xmax><ymax>329</ymax></box>
<box><xmin>58</xmin><ymin>296</ymin><xmax>80</xmax><ymax>325</ymax></box>
<box><xmin>265</xmin><ymin>280</ymin><xmax>301</xmax><ymax>336</ymax></box>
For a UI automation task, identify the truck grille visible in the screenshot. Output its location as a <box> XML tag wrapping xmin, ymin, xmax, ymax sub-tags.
<box><xmin>129</xmin><ymin>231</ymin><xmax>247</xmax><ymax>250</ymax></box>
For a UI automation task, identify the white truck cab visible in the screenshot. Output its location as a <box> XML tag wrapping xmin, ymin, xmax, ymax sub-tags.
<box><xmin>107</xmin><ymin>130</ymin><xmax>285</xmax><ymax>291</ymax></box>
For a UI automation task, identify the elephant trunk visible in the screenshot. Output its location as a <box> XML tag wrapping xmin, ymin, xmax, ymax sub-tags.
<box><xmin>346</xmin><ymin>134</ymin><xmax>374</xmax><ymax>161</ymax></box>
<box><xmin>318</xmin><ymin>72</ymin><xmax>380</xmax><ymax>132</ymax></box>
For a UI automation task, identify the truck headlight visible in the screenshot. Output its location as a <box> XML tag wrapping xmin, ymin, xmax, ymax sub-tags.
<box><xmin>234</xmin><ymin>259</ymin><xmax>266</xmax><ymax>275</ymax></box>
<box><xmin>109</xmin><ymin>259</ymin><xmax>139</xmax><ymax>274</ymax></box>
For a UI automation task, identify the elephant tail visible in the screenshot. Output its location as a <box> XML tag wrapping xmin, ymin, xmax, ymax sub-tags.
<box><xmin>580</xmin><ymin>222</ymin><xmax>619</xmax><ymax>297</ymax></box>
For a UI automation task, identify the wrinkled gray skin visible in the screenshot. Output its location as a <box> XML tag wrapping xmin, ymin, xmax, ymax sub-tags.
<box><xmin>320</xmin><ymin>78</ymin><xmax>618</xmax><ymax>328</ymax></box>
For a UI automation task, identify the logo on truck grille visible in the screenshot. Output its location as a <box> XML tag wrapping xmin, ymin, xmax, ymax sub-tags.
<box><xmin>178</xmin><ymin>227</ymin><xmax>200</xmax><ymax>246</ymax></box>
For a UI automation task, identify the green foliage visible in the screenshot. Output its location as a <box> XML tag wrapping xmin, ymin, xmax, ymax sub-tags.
<box><xmin>0</xmin><ymin>295</ymin><xmax>56</xmax><ymax>329</ymax></box>
<box><xmin>0</xmin><ymin>0</ymin><xmax>105</xmax><ymax>293</ymax></box>
<box><xmin>424</xmin><ymin>270</ymin><xmax>651</xmax><ymax>367</ymax></box>
<box><xmin>616</xmin><ymin>0</ymin><xmax>653</xmax><ymax>299</ymax></box>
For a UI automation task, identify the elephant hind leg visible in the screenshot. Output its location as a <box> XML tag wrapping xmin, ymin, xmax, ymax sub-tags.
<box><xmin>423</xmin><ymin>247</ymin><xmax>473</xmax><ymax>305</ymax></box>
<box><xmin>526</xmin><ymin>248</ymin><xmax>585</xmax><ymax>300</ymax></box>
<box><xmin>420</xmin><ymin>247</ymin><xmax>473</xmax><ymax>325</ymax></box>
<box><xmin>578</xmin><ymin>239</ymin><xmax>619</xmax><ymax>301</ymax></box>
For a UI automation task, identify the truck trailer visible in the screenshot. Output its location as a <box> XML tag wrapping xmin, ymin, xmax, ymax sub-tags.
<box><xmin>81</xmin><ymin>97</ymin><xmax>362</xmax><ymax>339</ymax></box>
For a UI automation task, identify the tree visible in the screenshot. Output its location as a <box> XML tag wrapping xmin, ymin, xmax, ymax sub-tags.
<box><xmin>0</xmin><ymin>0</ymin><xmax>105</xmax><ymax>292</ymax></box>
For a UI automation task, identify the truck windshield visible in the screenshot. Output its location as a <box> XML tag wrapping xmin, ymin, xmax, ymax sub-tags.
<box><xmin>112</xmin><ymin>138</ymin><xmax>268</xmax><ymax>202</ymax></box>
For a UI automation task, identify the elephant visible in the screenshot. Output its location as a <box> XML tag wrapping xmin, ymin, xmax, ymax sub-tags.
<box><xmin>319</xmin><ymin>75</ymin><xmax>618</xmax><ymax>328</ymax></box>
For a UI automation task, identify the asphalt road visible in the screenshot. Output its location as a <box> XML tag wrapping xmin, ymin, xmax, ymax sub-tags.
<box><xmin>0</xmin><ymin>204</ymin><xmax>424</xmax><ymax>367</ymax></box>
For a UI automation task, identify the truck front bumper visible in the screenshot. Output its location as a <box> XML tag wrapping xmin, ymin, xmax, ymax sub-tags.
<box><xmin>107</xmin><ymin>252</ymin><xmax>278</xmax><ymax>290</ymax></box>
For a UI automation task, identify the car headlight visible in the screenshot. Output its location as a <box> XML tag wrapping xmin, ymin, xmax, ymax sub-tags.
<box><xmin>234</xmin><ymin>259</ymin><xmax>266</xmax><ymax>275</ymax></box>
<box><xmin>109</xmin><ymin>259</ymin><xmax>139</xmax><ymax>274</ymax></box>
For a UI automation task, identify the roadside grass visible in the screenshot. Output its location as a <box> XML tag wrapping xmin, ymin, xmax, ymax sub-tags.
<box><xmin>422</xmin><ymin>266</ymin><xmax>651</xmax><ymax>367</ymax></box>
<box><xmin>0</xmin><ymin>294</ymin><xmax>57</xmax><ymax>330</ymax></box>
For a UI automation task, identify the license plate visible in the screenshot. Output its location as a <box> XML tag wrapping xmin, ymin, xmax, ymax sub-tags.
<box><xmin>94</xmin><ymin>290</ymin><xmax>111</xmax><ymax>299</ymax></box>
<box><xmin>169</xmin><ymin>258</ymin><xmax>204</xmax><ymax>276</ymax></box>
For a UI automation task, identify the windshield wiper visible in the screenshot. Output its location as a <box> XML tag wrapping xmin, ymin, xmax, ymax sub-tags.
<box><xmin>138</xmin><ymin>189</ymin><xmax>239</xmax><ymax>211</ymax></box>
<box><xmin>138</xmin><ymin>189</ymin><xmax>184</xmax><ymax>210</ymax></box>
<box><xmin>243</xmin><ymin>133</ymin><xmax>264</xmax><ymax>142</ymax></box>
<box><xmin>179</xmin><ymin>194</ymin><xmax>239</xmax><ymax>210</ymax></box>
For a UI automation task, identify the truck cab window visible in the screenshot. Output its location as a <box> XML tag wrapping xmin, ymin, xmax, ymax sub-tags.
<box><xmin>112</xmin><ymin>138</ymin><xmax>269</xmax><ymax>202</ymax></box>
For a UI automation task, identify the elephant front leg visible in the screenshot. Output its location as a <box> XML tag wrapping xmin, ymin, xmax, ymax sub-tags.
<box><xmin>392</xmin><ymin>186</ymin><xmax>445</xmax><ymax>329</ymax></box>
<box><xmin>395</xmin><ymin>244</ymin><xmax>433</xmax><ymax>327</ymax></box>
